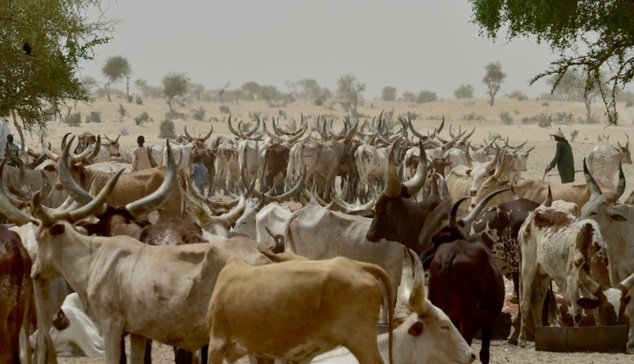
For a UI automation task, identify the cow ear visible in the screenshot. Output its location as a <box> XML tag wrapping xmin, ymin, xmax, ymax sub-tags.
<box><xmin>576</xmin><ymin>297</ymin><xmax>599</xmax><ymax>310</ymax></box>
<box><xmin>48</xmin><ymin>223</ymin><xmax>66</xmax><ymax>235</ymax></box>
<box><xmin>465</xmin><ymin>169</ymin><xmax>472</xmax><ymax>177</ymax></box>
<box><xmin>407</xmin><ymin>321</ymin><xmax>424</xmax><ymax>337</ymax></box>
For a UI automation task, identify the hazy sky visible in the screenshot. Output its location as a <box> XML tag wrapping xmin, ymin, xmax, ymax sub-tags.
<box><xmin>80</xmin><ymin>1</ymin><xmax>560</xmax><ymax>100</ymax></box>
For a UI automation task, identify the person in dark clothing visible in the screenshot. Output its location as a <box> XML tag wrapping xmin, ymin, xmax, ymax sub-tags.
<box><xmin>545</xmin><ymin>128</ymin><xmax>575</xmax><ymax>183</ymax></box>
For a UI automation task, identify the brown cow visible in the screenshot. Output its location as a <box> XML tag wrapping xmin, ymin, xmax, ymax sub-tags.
<box><xmin>0</xmin><ymin>224</ymin><xmax>33</xmax><ymax>364</ymax></box>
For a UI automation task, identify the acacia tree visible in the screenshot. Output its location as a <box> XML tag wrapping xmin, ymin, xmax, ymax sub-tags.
<box><xmin>482</xmin><ymin>62</ymin><xmax>506</xmax><ymax>106</ymax></box>
<box><xmin>102</xmin><ymin>55</ymin><xmax>131</xmax><ymax>102</ymax></box>
<box><xmin>162</xmin><ymin>72</ymin><xmax>189</xmax><ymax>114</ymax></box>
<box><xmin>454</xmin><ymin>84</ymin><xmax>475</xmax><ymax>98</ymax></box>
<box><xmin>336</xmin><ymin>73</ymin><xmax>365</xmax><ymax>117</ymax></box>
<box><xmin>469</xmin><ymin>0</ymin><xmax>634</xmax><ymax>124</ymax></box>
<box><xmin>0</xmin><ymin>0</ymin><xmax>113</xmax><ymax>140</ymax></box>
<box><xmin>382</xmin><ymin>86</ymin><xmax>397</xmax><ymax>101</ymax></box>
<box><xmin>547</xmin><ymin>69</ymin><xmax>606</xmax><ymax>123</ymax></box>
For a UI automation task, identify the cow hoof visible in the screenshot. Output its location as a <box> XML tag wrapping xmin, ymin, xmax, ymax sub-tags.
<box><xmin>507</xmin><ymin>337</ymin><xmax>518</xmax><ymax>346</ymax></box>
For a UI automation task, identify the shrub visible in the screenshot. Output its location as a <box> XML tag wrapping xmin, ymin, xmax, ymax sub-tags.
<box><xmin>134</xmin><ymin>111</ymin><xmax>152</xmax><ymax>126</ymax></box>
<box><xmin>192</xmin><ymin>106</ymin><xmax>206</xmax><ymax>121</ymax></box>
<box><xmin>90</xmin><ymin>111</ymin><xmax>101</xmax><ymax>123</ymax></box>
<box><xmin>570</xmin><ymin>129</ymin><xmax>579</xmax><ymax>142</ymax></box>
<box><xmin>219</xmin><ymin>105</ymin><xmax>230</xmax><ymax>113</ymax></box>
<box><xmin>118</xmin><ymin>104</ymin><xmax>126</xmax><ymax>118</ymax></box>
<box><xmin>67</xmin><ymin>112</ymin><xmax>81</xmax><ymax>127</ymax></box>
<box><xmin>500</xmin><ymin>111</ymin><xmax>513</xmax><ymax>125</ymax></box>
<box><xmin>159</xmin><ymin>118</ymin><xmax>176</xmax><ymax>139</ymax></box>
<box><xmin>627</xmin><ymin>99</ymin><xmax>634</xmax><ymax>108</ymax></box>
<box><xmin>508</xmin><ymin>90</ymin><xmax>528</xmax><ymax>101</ymax></box>
<box><xmin>462</xmin><ymin>112</ymin><xmax>485</xmax><ymax>122</ymax></box>
<box><xmin>136</xmin><ymin>96</ymin><xmax>143</xmax><ymax>105</ymax></box>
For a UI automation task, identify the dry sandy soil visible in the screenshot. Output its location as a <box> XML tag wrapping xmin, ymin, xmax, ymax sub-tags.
<box><xmin>32</xmin><ymin>94</ymin><xmax>634</xmax><ymax>363</ymax></box>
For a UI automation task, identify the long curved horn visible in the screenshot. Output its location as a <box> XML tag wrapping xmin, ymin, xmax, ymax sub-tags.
<box><xmin>605</xmin><ymin>162</ymin><xmax>626</xmax><ymax>203</ymax></box>
<box><xmin>384</xmin><ymin>139</ymin><xmax>402</xmax><ymax>197</ymax></box>
<box><xmin>464</xmin><ymin>142</ymin><xmax>474</xmax><ymax>166</ymax></box>
<box><xmin>408</xmin><ymin>253</ymin><xmax>430</xmax><ymax>315</ymax></box>
<box><xmin>86</xmin><ymin>135</ymin><xmax>101</xmax><ymax>162</ymax></box>
<box><xmin>124</xmin><ymin>141</ymin><xmax>177</xmax><ymax>218</ymax></box>
<box><xmin>60</xmin><ymin>132</ymin><xmax>71</xmax><ymax>151</ymax></box>
<box><xmin>583</xmin><ymin>158</ymin><xmax>604</xmax><ymax>198</ymax></box>
<box><xmin>461</xmin><ymin>188</ymin><xmax>510</xmax><ymax>225</ymax></box>
<box><xmin>403</xmin><ymin>141</ymin><xmax>427</xmax><ymax>197</ymax></box>
<box><xmin>0</xmin><ymin>159</ymin><xmax>38</xmax><ymax>225</ymax></box>
<box><xmin>448</xmin><ymin>197</ymin><xmax>469</xmax><ymax>227</ymax></box>
<box><xmin>227</xmin><ymin>114</ymin><xmax>242</xmax><ymax>138</ymax></box>
<box><xmin>70</xmin><ymin>139</ymin><xmax>94</xmax><ymax>165</ymax></box>
<box><xmin>578</xmin><ymin>267</ymin><xmax>600</xmax><ymax>295</ymax></box>
<box><xmin>618</xmin><ymin>272</ymin><xmax>634</xmax><ymax>292</ymax></box>
<box><xmin>201</xmin><ymin>125</ymin><xmax>213</xmax><ymax>142</ymax></box>
<box><xmin>63</xmin><ymin>169</ymin><xmax>124</xmax><ymax>223</ymax></box>
<box><xmin>217</xmin><ymin>195</ymin><xmax>247</xmax><ymax>227</ymax></box>
<box><xmin>407</xmin><ymin>118</ymin><xmax>426</xmax><ymax>140</ymax></box>
<box><xmin>544</xmin><ymin>186</ymin><xmax>553</xmax><ymax>207</ymax></box>
<box><xmin>59</xmin><ymin>136</ymin><xmax>93</xmax><ymax>205</ymax></box>
<box><xmin>184</xmin><ymin>125</ymin><xmax>195</xmax><ymax>140</ymax></box>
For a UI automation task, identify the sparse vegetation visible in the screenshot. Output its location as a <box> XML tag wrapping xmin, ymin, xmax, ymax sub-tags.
<box><xmin>462</xmin><ymin>112</ymin><xmax>485</xmax><ymax>122</ymax></box>
<box><xmin>416</xmin><ymin>90</ymin><xmax>438</xmax><ymax>104</ymax></box>
<box><xmin>89</xmin><ymin>111</ymin><xmax>101</xmax><ymax>123</ymax></box>
<box><xmin>134</xmin><ymin>111</ymin><xmax>152</xmax><ymax>126</ymax></box>
<box><xmin>192</xmin><ymin>106</ymin><xmax>206</xmax><ymax>121</ymax></box>
<box><xmin>508</xmin><ymin>90</ymin><xmax>528</xmax><ymax>101</ymax></box>
<box><xmin>454</xmin><ymin>84</ymin><xmax>474</xmax><ymax>99</ymax></box>
<box><xmin>570</xmin><ymin>129</ymin><xmax>579</xmax><ymax>142</ymax></box>
<box><xmin>118</xmin><ymin>104</ymin><xmax>126</xmax><ymax>118</ymax></box>
<box><xmin>500</xmin><ymin>111</ymin><xmax>513</xmax><ymax>125</ymax></box>
<box><xmin>159</xmin><ymin>118</ymin><xmax>176</xmax><ymax>139</ymax></box>
<box><xmin>67</xmin><ymin>112</ymin><xmax>81</xmax><ymax>127</ymax></box>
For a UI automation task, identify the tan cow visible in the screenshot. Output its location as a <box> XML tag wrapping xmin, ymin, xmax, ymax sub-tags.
<box><xmin>25</xmin><ymin>169</ymin><xmax>274</xmax><ymax>364</ymax></box>
<box><xmin>206</xmin><ymin>255</ymin><xmax>394</xmax><ymax>364</ymax></box>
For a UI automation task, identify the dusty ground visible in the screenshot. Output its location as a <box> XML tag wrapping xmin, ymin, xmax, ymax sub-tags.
<box><xmin>36</xmin><ymin>94</ymin><xmax>634</xmax><ymax>363</ymax></box>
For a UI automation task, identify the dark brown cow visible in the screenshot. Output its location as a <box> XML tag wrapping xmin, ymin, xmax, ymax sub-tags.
<box><xmin>260</xmin><ymin>143</ymin><xmax>289</xmax><ymax>194</ymax></box>
<box><xmin>0</xmin><ymin>224</ymin><xmax>33</xmax><ymax>364</ymax></box>
<box><xmin>427</xmin><ymin>197</ymin><xmax>504</xmax><ymax>364</ymax></box>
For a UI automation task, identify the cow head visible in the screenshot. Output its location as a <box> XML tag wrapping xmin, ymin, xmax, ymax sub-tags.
<box><xmin>617</xmin><ymin>136</ymin><xmax>632</xmax><ymax>165</ymax></box>
<box><xmin>396</xmin><ymin>251</ymin><xmax>476</xmax><ymax>364</ymax></box>
<box><xmin>366</xmin><ymin>139</ymin><xmax>427</xmax><ymax>244</ymax></box>
<box><xmin>580</xmin><ymin>158</ymin><xmax>627</xmax><ymax>225</ymax></box>
<box><xmin>103</xmin><ymin>134</ymin><xmax>121</xmax><ymax>158</ymax></box>
<box><xmin>577</xmin><ymin>268</ymin><xmax>633</xmax><ymax>327</ymax></box>
<box><xmin>467</xmin><ymin>148</ymin><xmax>502</xmax><ymax>196</ymax></box>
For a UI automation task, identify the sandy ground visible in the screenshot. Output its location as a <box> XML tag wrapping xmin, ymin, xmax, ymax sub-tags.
<box><xmin>30</xmin><ymin>94</ymin><xmax>634</xmax><ymax>363</ymax></box>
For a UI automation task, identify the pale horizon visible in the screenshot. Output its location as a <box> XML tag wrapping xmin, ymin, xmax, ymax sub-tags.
<box><xmin>81</xmin><ymin>1</ymin><xmax>565</xmax><ymax>100</ymax></box>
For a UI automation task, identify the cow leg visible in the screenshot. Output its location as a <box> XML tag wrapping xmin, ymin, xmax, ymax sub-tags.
<box><xmin>129</xmin><ymin>334</ymin><xmax>147</xmax><ymax>364</ymax></box>
<box><xmin>479</xmin><ymin>325</ymin><xmax>494</xmax><ymax>364</ymax></box>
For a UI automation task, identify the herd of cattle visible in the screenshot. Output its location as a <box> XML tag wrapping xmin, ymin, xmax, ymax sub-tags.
<box><xmin>2</xmin><ymin>113</ymin><xmax>634</xmax><ymax>364</ymax></box>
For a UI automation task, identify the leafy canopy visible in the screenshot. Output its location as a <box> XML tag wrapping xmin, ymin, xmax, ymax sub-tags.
<box><xmin>469</xmin><ymin>0</ymin><xmax>634</xmax><ymax>124</ymax></box>
<box><xmin>0</xmin><ymin>0</ymin><xmax>114</xmax><ymax>133</ymax></box>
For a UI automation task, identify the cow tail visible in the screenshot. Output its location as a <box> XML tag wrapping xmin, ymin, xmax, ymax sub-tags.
<box><xmin>363</xmin><ymin>263</ymin><xmax>394</xmax><ymax>364</ymax></box>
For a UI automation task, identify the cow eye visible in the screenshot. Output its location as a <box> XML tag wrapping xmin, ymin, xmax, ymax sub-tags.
<box><xmin>441</xmin><ymin>325</ymin><xmax>450</xmax><ymax>331</ymax></box>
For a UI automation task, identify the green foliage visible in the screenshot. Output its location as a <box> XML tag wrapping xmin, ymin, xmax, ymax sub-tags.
<box><xmin>469</xmin><ymin>0</ymin><xmax>634</xmax><ymax>124</ymax></box>
<box><xmin>192</xmin><ymin>106</ymin><xmax>206</xmax><ymax>121</ymax></box>
<box><xmin>67</xmin><ymin>112</ymin><xmax>81</xmax><ymax>127</ymax></box>
<box><xmin>162</xmin><ymin>73</ymin><xmax>189</xmax><ymax>113</ymax></box>
<box><xmin>382</xmin><ymin>86</ymin><xmax>397</xmax><ymax>101</ymax></box>
<box><xmin>102</xmin><ymin>56</ymin><xmax>131</xmax><ymax>102</ymax></box>
<box><xmin>454</xmin><ymin>84</ymin><xmax>474</xmax><ymax>98</ymax></box>
<box><xmin>159</xmin><ymin>118</ymin><xmax>176</xmax><ymax>139</ymax></box>
<box><xmin>0</xmin><ymin>0</ymin><xmax>114</xmax><ymax>133</ymax></box>
<box><xmin>134</xmin><ymin>111</ymin><xmax>151</xmax><ymax>126</ymax></box>
<box><xmin>416</xmin><ymin>90</ymin><xmax>438</xmax><ymax>104</ymax></box>
<box><xmin>483</xmin><ymin>62</ymin><xmax>506</xmax><ymax>106</ymax></box>
<box><xmin>499</xmin><ymin>111</ymin><xmax>513</xmax><ymax>125</ymax></box>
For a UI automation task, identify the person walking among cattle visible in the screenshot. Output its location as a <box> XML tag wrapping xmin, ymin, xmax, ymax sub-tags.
<box><xmin>4</xmin><ymin>134</ymin><xmax>20</xmax><ymax>166</ymax></box>
<box><xmin>191</xmin><ymin>154</ymin><xmax>209</xmax><ymax>194</ymax></box>
<box><xmin>545</xmin><ymin>128</ymin><xmax>575</xmax><ymax>183</ymax></box>
<box><xmin>132</xmin><ymin>135</ymin><xmax>152</xmax><ymax>172</ymax></box>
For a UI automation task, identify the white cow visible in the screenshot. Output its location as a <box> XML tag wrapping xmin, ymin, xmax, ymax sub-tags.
<box><xmin>354</xmin><ymin>142</ymin><xmax>388</xmax><ymax>199</ymax></box>
<box><xmin>518</xmin><ymin>204</ymin><xmax>631</xmax><ymax>347</ymax></box>
<box><xmin>283</xmin><ymin>204</ymin><xmax>404</xmax><ymax>323</ymax></box>
<box><xmin>586</xmin><ymin>141</ymin><xmax>632</xmax><ymax>189</ymax></box>
<box><xmin>29</xmin><ymin>293</ymin><xmax>105</xmax><ymax>357</ymax></box>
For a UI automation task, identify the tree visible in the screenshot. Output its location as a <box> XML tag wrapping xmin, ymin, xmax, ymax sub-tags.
<box><xmin>416</xmin><ymin>90</ymin><xmax>438</xmax><ymax>104</ymax></box>
<box><xmin>382</xmin><ymin>86</ymin><xmax>397</xmax><ymax>101</ymax></box>
<box><xmin>402</xmin><ymin>92</ymin><xmax>417</xmax><ymax>103</ymax></box>
<box><xmin>297</xmin><ymin>78</ymin><xmax>323</xmax><ymax>99</ymax></box>
<box><xmin>336</xmin><ymin>73</ymin><xmax>365</xmax><ymax>117</ymax></box>
<box><xmin>482</xmin><ymin>62</ymin><xmax>505</xmax><ymax>106</ymax></box>
<box><xmin>547</xmin><ymin>69</ymin><xmax>605</xmax><ymax>123</ymax></box>
<box><xmin>0</xmin><ymin>0</ymin><xmax>113</xmax><ymax>138</ymax></box>
<box><xmin>469</xmin><ymin>0</ymin><xmax>634</xmax><ymax>124</ymax></box>
<box><xmin>454</xmin><ymin>84</ymin><xmax>474</xmax><ymax>98</ymax></box>
<box><xmin>241</xmin><ymin>82</ymin><xmax>261</xmax><ymax>101</ymax></box>
<box><xmin>102</xmin><ymin>56</ymin><xmax>131</xmax><ymax>102</ymax></box>
<box><xmin>162</xmin><ymin>73</ymin><xmax>189</xmax><ymax>114</ymax></box>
